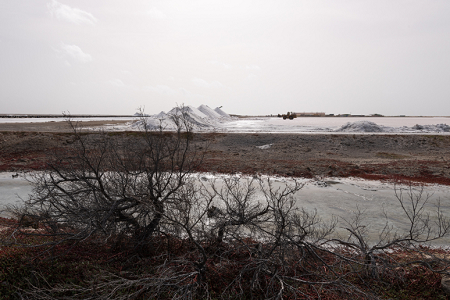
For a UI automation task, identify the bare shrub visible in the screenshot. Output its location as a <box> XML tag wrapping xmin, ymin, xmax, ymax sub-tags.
<box><xmin>5</xmin><ymin>108</ymin><xmax>206</xmax><ymax>252</ymax></box>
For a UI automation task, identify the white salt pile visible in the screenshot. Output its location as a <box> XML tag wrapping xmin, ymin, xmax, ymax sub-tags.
<box><xmin>336</xmin><ymin>121</ymin><xmax>384</xmax><ymax>132</ymax></box>
<box><xmin>154</xmin><ymin>111</ymin><xmax>168</xmax><ymax>118</ymax></box>
<box><xmin>133</xmin><ymin>104</ymin><xmax>233</xmax><ymax>131</ymax></box>
<box><xmin>214</xmin><ymin>107</ymin><xmax>231</xmax><ymax>118</ymax></box>
<box><xmin>198</xmin><ymin>104</ymin><xmax>222</xmax><ymax>119</ymax></box>
<box><xmin>412</xmin><ymin>124</ymin><xmax>450</xmax><ymax>132</ymax></box>
<box><xmin>336</xmin><ymin>121</ymin><xmax>450</xmax><ymax>133</ymax></box>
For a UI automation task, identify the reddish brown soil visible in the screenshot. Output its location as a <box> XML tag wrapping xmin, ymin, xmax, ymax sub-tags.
<box><xmin>198</xmin><ymin>133</ymin><xmax>450</xmax><ymax>185</ymax></box>
<box><xmin>1</xmin><ymin>122</ymin><xmax>450</xmax><ymax>185</ymax></box>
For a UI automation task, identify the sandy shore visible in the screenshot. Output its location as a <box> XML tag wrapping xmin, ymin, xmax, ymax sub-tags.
<box><xmin>1</xmin><ymin>121</ymin><xmax>450</xmax><ymax>184</ymax></box>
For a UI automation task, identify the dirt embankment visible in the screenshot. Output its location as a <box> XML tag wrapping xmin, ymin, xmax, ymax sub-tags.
<box><xmin>200</xmin><ymin>133</ymin><xmax>450</xmax><ymax>184</ymax></box>
<box><xmin>1</xmin><ymin>128</ymin><xmax>450</xmax><ymax>185</ymax></box>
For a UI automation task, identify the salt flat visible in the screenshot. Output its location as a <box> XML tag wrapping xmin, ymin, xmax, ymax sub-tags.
<box><xmin>1</xmin><ymin>104</ymin><xmax>449</xmax><ymax>134</ymax></box>
<box><xmin>223</xmin><ymin>117</ymin><xmax>450</xmax><ymax>133</ymax></box>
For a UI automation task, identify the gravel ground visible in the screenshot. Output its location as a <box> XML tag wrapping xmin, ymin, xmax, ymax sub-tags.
<box><xmin>1</xmin><ymin>121</ymin><xmax>450</xmax><ymax>184</ymax></box>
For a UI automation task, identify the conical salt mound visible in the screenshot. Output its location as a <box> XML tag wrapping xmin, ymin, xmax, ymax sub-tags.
<box><xmin>214</xmin><ymin>107</ymin><xmax>231</xmax><ymax>118</ymax></box>
<box><xmin>198</xmin><ymin>104</ymin><xmax>221</xmax><ymax>119</ymax></box>
<box><xmin>132</xmin><ymin>104</ymin><xmax>232</xmax><ymax>132</ymax></box>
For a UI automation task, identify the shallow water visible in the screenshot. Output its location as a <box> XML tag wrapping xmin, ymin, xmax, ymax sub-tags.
<box><xmin>203</xmin><ymin>175</ymin><xmax>450</xmax><ymax>246</ymax></box>
<box><xmin>0</xmin><ymin>172</ymin><xmax>33</xmax><ymax>211</ymax></box>
<box><xmin>2</xmin><ymin>172</ymin><xmax>449</xmax><ymax>246</ymax></box>
<box><xmin>290</xmin><ymin>177</ymin><xmax>450</xmax><ymax>245</ymax></box>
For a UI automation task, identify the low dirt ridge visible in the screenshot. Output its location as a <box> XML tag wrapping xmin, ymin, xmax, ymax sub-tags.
<box><xmin>2</xmin><ymin>129</ymin><xmax>450</xmax><ymax>185</ymax></box>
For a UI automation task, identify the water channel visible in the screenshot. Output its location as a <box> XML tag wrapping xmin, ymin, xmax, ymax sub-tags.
<box><xmin>2</xmin><ymin>172</ymin><xmax>450</xmax><ymax>246</ymax></box>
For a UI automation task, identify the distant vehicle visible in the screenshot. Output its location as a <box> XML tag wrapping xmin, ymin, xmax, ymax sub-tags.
<box><xmin>278</xmin><ymin>112</ymin><xmax>297</xmax><ymax>120</ymax></box>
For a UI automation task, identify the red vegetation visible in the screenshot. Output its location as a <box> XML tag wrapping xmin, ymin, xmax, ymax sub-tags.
<box><xmin>1</xmin><ymin>229</ymin><xmax>449</xmax><ymax>299</ymax></box>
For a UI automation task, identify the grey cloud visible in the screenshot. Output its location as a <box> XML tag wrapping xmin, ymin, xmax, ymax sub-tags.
<box><xmin>144</xmin><ymin>85</ymin><xmax>178</xmax><ymax>96</ymax></box>
<box><xmin>108</xmin><ymin>79</ymin><xmax>126</xmax><ymax>87</ymax></box>
<box><xmin>48</xmin><ymin>0</ymin><xmax>97</xmax><ymax>25</ymax></box>
<box><xmin>246</xmin><ymin>74</ymin><xmax>258</xmax><ymax>80</ymax></box>
<box><xmin>147</xmin><ymin>8</ymin><xmax>167</xmax><ymax>19</ymax></box>
<box><xmin>59</xmin><ymin>43</ymin><xmax>92</xmax><ymax>63</ymax></box>
<box><xmin>3</xmin><ymin>1</ymin><xmax>449</xmax><ymax>116</ymax></box>
<box><xmin>180</xmin><ymin>88</ymin><xmax>207</xmax><ymax>100</ymax></box>
<box><xmin>192</xmin><ymin>77</ymin><xmax>223</xmax><ymax>88</ymax></box>
<box><xmin>209</xmin><ymin>61</ymin><xmax>260</xmax><ymax>71</ymax></box>
<box><xmin>209</xmin><ymin>60</ymin><xmax>232</xmax><ymax>69</ymax></box>
<box><xmin>246</xmin><ymin>65</ymin><xmax>261</xmax><ymax>71</ymax></box>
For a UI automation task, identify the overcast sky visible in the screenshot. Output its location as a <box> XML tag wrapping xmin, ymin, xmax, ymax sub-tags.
<box><xmin>1</xmin><ymin>1</ymin><xmax>450</xmax><ymax>116</ymax></box>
